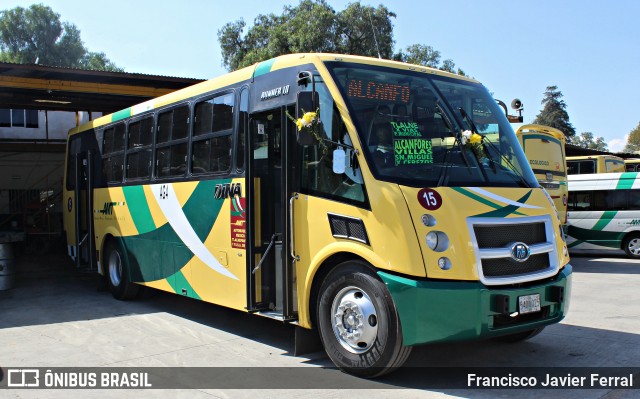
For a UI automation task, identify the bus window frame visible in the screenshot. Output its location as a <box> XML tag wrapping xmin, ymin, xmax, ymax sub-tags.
<box><xmin>154</xmin><ymin>103</ymin><xmax>191</xmax><ymax>180</ymax></box>
<box><xmin>190</xmin><ymin>90</ymin><xmax>235</xmax><ymax>176</ymax></box>
<box><xmin>124</xmin><ymin>113</ymin><xmax>154</xmax><ymax>183</ymax></box>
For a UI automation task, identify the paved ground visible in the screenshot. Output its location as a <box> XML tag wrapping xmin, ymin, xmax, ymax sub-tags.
<box><xmin>0</xmin><ymin>248</ymin><xmax>639</xmax><ymax>399</ymax></box>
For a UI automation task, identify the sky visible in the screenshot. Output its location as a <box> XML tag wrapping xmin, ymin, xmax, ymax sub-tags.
<box><xmin>3</xmin><ymin>0</ymin><xmax>639</xmax><ymax>152</ymax></box>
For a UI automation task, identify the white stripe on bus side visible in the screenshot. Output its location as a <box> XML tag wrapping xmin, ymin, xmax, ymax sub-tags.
<box><xmin>149</xmin><ymin>183</ymin><xmax>239</xmax><ymax>280</ymax></box>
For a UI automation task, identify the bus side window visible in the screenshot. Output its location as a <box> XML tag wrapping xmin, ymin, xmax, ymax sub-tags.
<box><xmin>629</xmin><ymin>190</ymin><xmax>640</xmax><ymax>210</ymax></box>
<box><xmin>575</xmin><ymin>192</ymin><xmax>591</xmax><ymax>211</ymax></box>
<box><xmin>300</xmin><ymin>105</ymin><xmax>365</xmax><ymax>204</ymax></box>
<box><xmin>192</xmin><ymin>93</ymin><xmax>233</xmax><ymax>174</ymax></box>
<box><xmin>102</xmin><ymin>124</ymin><xmax>125</xmax><ymax>184</ymax></box>
<box><xmin>567</xmin><ymin>192</ymin><xmax>575</xmax><ymax>211</ymax></box>
<box><xmin>156</xmin><ymin>105</ymin><xmax>190</xmax><ymax>178</ymax></box>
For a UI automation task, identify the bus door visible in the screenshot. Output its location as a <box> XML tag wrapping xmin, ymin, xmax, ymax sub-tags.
<box><xmin>72</xmin><ymin>150</ymin><xmax>96</xmax><ymax>270</ymax></box>
<box><xmin>247</xmin><ymin>106</ymin><xmax>296</xmax><ymax>320</ymax></box>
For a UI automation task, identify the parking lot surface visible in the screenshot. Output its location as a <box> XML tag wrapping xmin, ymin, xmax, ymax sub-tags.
<box><xmin>1</xmin><ymin>250</ymin><xmax>639</xmax><ymax>398</ymax></box>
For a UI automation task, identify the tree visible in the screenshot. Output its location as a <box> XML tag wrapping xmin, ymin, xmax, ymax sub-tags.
<box><xmin>217</xmin><ymin>0</ymin><xmax>460</xmax><ymax>74</ymax></box>
<box><xmin>533</xmin><ymin>85</ymin><xmax>576</xmax><ymax>140</ymax></box>
<box><xmin>573</xmin><ymin>131</ymin><xmax>608</xmax><ymax>152</ymax></box>
<box><xmin>335</xmin><ymin>2</ymin><xmax>395</xmax><ymax>59</ymax></box>
<box><xmin>393</xmin><ymin>44</ymin><xmax>466</xmax><ymax>76</ymax></box>
<box><xmin>0</xmin><ymin>4</ymin><xmax>121</xmax><ymax>71</ymax></box>
<box><xmin>623</xmin><ymin>122</ymin><xmax>640</xmax><ymax>153</ymax></box>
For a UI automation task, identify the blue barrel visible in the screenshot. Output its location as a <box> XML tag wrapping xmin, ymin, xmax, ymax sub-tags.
<box><xmin>0</xmin><ymin>243</ymin><xmax>15</xmax><ymax>290</ymax></box>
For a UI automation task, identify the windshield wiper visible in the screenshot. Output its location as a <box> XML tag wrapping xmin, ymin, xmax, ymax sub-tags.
<box><xmin>436</xmin><ymin>101</ymin><xmax>470</xmax><ymax>186</ymax></box>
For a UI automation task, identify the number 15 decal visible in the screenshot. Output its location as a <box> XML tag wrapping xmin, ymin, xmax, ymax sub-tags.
<box><xmin>417</xmin><ymin>188</ymin><xmax>442</xmax><ymax>210</ymax></box>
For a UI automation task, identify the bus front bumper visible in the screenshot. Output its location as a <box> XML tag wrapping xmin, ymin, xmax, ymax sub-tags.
<box><xmin>378</xmin><ymin>264</ymin><xmax>572</xmax><ymax>346</ymax></box>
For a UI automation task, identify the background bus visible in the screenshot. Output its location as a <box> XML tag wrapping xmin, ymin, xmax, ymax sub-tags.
<box><xmin>516</xmin><ymin>124</ymin><xmax>568</xmax><ymax>224</ymax></box>
<box><xmin>566</xmin><ymin>172</ymin><xmax>640</xmax><ymax>258</ymax></box>
<box><xmin>566</xmin><ymin>155</ymin><xmax>624</xmax><ymax>174</ymax></box>
<box><xmin>624</xmin><ymin>158</ymin><xmax>640</xmax><ymax>172</ymax></box>
<box><xmin>63</xmin><ymin>53</ymin><xmax>570</xmax><ymax>377</ymax></box>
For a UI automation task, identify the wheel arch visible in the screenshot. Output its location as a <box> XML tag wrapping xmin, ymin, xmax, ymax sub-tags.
<box><xmin>621</xmin><ymin>230</ymin><xmax>640</xmax><ymax>249</ymax></box>
<box><xmin>307</xmin><ymin>251</ymin><xmax>376</xmax><ymax>330</ymax></box>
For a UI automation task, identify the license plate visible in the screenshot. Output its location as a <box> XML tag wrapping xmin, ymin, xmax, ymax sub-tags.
<box><xmin>518</xmin><ymin>294</ymin><xmax>541</xmax><ymax>314</ymax></box>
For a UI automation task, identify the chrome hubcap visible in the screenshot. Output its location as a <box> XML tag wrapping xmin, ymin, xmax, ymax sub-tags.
<box><xmin>629</xmin><ymin>238</ymin><xmax>640</xmax><ymax>255</ymax></box>
<box><xmin>108</xmin><ymin>250</ymin><xmax>122</xmax><ymax>287</ymax></box>
<box><xmin>331</xmin><ymin>286</ymin><xmax>378</xmax><ymax>353</ymax></box>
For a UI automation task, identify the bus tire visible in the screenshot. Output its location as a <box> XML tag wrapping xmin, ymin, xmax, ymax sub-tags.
<box><xmin>316</xmin><ymin>261</ymin><xmax>412</xmax><ymax>378</ymax></box>
<box><xmin>623</xmin><ymin>234</ymin><xmax>640</xmax><ymax>259</ymax></box>
<box><xmin>493</xmin><ymin>327</ymin><xmax>545</xmax><ymax>343</ymax></box>
<box><xmin>104</xmin><ymin>240</ymin><xmax>139</xmax><ymax>300</ymax></box>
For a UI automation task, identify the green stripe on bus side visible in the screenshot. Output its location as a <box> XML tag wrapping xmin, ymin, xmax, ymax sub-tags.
<box><xmin>254</xmin><ymin>59</ymin><xmax>276</xmax><ymax>77</ymax></box>
<box><xmin>122</xmin><ymin>185</ymin><xmax>156</xmax><ymax>234</ymax></box>
<box><xmin>183</xmin><ymin>179</ymin><xmax>230</xmax><ymax>242</ymax></box>
<box><xmin>112</xmin><ymin>108</ymin><xmax>132</xmax><ymax>122</ymax></box>
<box><xmin>592</xmin><ymin>210</ymin><xmax>617</xmax><ymax>231</ymax></box>
<box><xmin>616</xmin><ymin>172</ymin><xmax>638</xmax><ymax>190</ymax></box>
<box><xmin>124</xmin><ymin>179</ymin><xmax>230</xmax><ymax>283</ymax></box>
<box><xmin>566</xmin><ymin>224</ymin><xmax>624</xmax><ymax>249</ymax></box>
<box><xmin>567</xmin><ymin>240</ymin><xmax>583</xmax><ymax>249</ymax></box>
<box><xmin>169</xmin><ymin>269</ymin><xmax>201</xmax><ymax>300</ymax></box>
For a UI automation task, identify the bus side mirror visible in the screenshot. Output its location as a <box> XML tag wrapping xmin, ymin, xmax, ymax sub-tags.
<box><xmin>333</xmin><ymin>148</ymin><xmax>346</xmax><ymax>174</ymax></box>
<box><xmin>296</xmin><ymin>91</ymin><xmax>320</xmax><ymax>145</ymax></box>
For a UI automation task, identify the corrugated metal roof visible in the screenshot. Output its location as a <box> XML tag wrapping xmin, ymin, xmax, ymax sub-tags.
<box><xmin>0</xmin><ymin>62</ymin><xmax>205</xmax><ymax>113</ymax></box>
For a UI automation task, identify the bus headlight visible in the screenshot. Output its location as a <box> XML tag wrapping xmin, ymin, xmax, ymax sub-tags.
<box><xmin>426</xmin><ymin>231</ymin><xmax>449</xmax><ymax>252</ymax></box>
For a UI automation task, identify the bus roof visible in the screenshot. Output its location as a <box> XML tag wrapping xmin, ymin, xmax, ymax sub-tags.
<box><xmin>566</xmin><ymin>155</ymin><xmax>623</xmax><ymax>161</ymax></box>
<box><xmin>568</xmin><ymin>171</ymin><xmax>640</xmax><ymax>190</ymax></box>
<box><xmin>515</xmin><ymin>124</ymin><xmax>565</xmax><ymax>142</ymax></box>
<box><xmin>67</xmin><ymin>53</ymin><xmax>479</xmax><ymax>137</ymax></box>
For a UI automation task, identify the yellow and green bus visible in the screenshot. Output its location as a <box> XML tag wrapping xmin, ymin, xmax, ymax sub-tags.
<box><xmin>63</xmin><ymin>53</ymin><xmax>571</xmax><ymax>377</ymax></box>
<box><xmin>624</xmin><ymin>158</ymin><xmax>640</xmax><ymax>172</ymax></box>
<box><xmin>567</xmin><ymin>155</ymin><xmax>624</xmax><ymax>174</ymax></box>
<box><xmin>515</xmin><ymin>124</ymin><xmax>568</xmax><ymax>224</ymax></box>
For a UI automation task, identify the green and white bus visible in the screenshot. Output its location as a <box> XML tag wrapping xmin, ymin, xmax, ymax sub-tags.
<box><xmin>567</xmin><ymin>172</ymin><xmax>640</xmax><ymax>258</ymax></box>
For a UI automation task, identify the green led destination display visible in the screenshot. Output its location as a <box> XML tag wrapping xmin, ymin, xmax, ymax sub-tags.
<box><xmin>391</xmin><ymin>122</ymin><xmax>421</xmax><ymax>137</ymax></box>
<box><xmin>394</xmin><ymin>139</ymin><xmax>433</xmax><ymax>165</ymax></box>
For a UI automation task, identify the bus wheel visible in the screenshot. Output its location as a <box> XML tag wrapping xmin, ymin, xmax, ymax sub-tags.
<box><xmin>493</xmin><ymin>327</ymin><xmax>545</xmax><ymax>343</ymax></box>
<box><xmin>105</xmin><ymin>240</ymin><xmax>139</xmax><ymax>300</ymax></box>
<box><xmin>317</xmin><ymin>261</ymin><xmax>412</xmax><ymax>378</ymax></box>
<box><xmin>623</xmin><ymin>234</ymin><xmax>640</xmax><ymax>259</ymax></box>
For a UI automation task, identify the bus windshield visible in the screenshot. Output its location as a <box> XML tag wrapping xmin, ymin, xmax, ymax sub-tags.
<box><xmin>325</xmin><ymin>63</ymin><xmax>537</xmax><ymax>188</ymax></box>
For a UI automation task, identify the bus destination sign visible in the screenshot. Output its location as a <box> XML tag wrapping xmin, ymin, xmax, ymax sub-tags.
<box><xmin>347</xmin><ymin>79</ymin><xmax>410</xmax><ymax>103</ymax></box>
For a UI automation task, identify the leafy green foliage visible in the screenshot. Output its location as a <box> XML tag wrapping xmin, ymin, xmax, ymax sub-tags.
<box><xmin>623</xmin><ymin>122</ymin><xmax>640</xmax><ymax>153</ymax></box>
<box><xmin>572</xmin><ymin>131</ymin><xmax>608</xmax><ymax>151</ymax></box>
<box><xmin>0</xmin><ymin>4</ymin><xmax>122</xmax><ymax>71</ymax></box>
<box><xmin>217</xmin><ymin>0</ymin><xmax>461</xmax><ymax>74</ymax></box>
<box><xmin>393</xmin><ymin>44</ymin><xmax>465</xmax><ymax>76</ymax></box>
<box><xmin>533</xmin><ymin>85</ymin><xmax>576</xmax><ymax>140</ymax></box>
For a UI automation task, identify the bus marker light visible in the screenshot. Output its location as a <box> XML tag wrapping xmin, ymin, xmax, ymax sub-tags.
<box><xmin>437</xmin><ymin>257</ymin><xmax>451</xmax><ymax>270</ymax></box>
<box><xmin>421</xmin><ymin>214</ymin><xmax>436</xmax><ymax>227</ymax></box>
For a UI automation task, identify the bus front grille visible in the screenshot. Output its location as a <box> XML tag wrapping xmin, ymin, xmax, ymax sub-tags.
<box><xmin>474</xmin><ymin>222</ymin><xmax>546</xmax><ymax>248</ymax></box>
<box><xmin>468</xmin><ymin>216</ymin><xmax>559</xmax><ymax>286</ymax></box>
<box><xmin>481</xmin><ymin>253</ymin><xmax>550</xmax><ymax>277</ymax></box>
